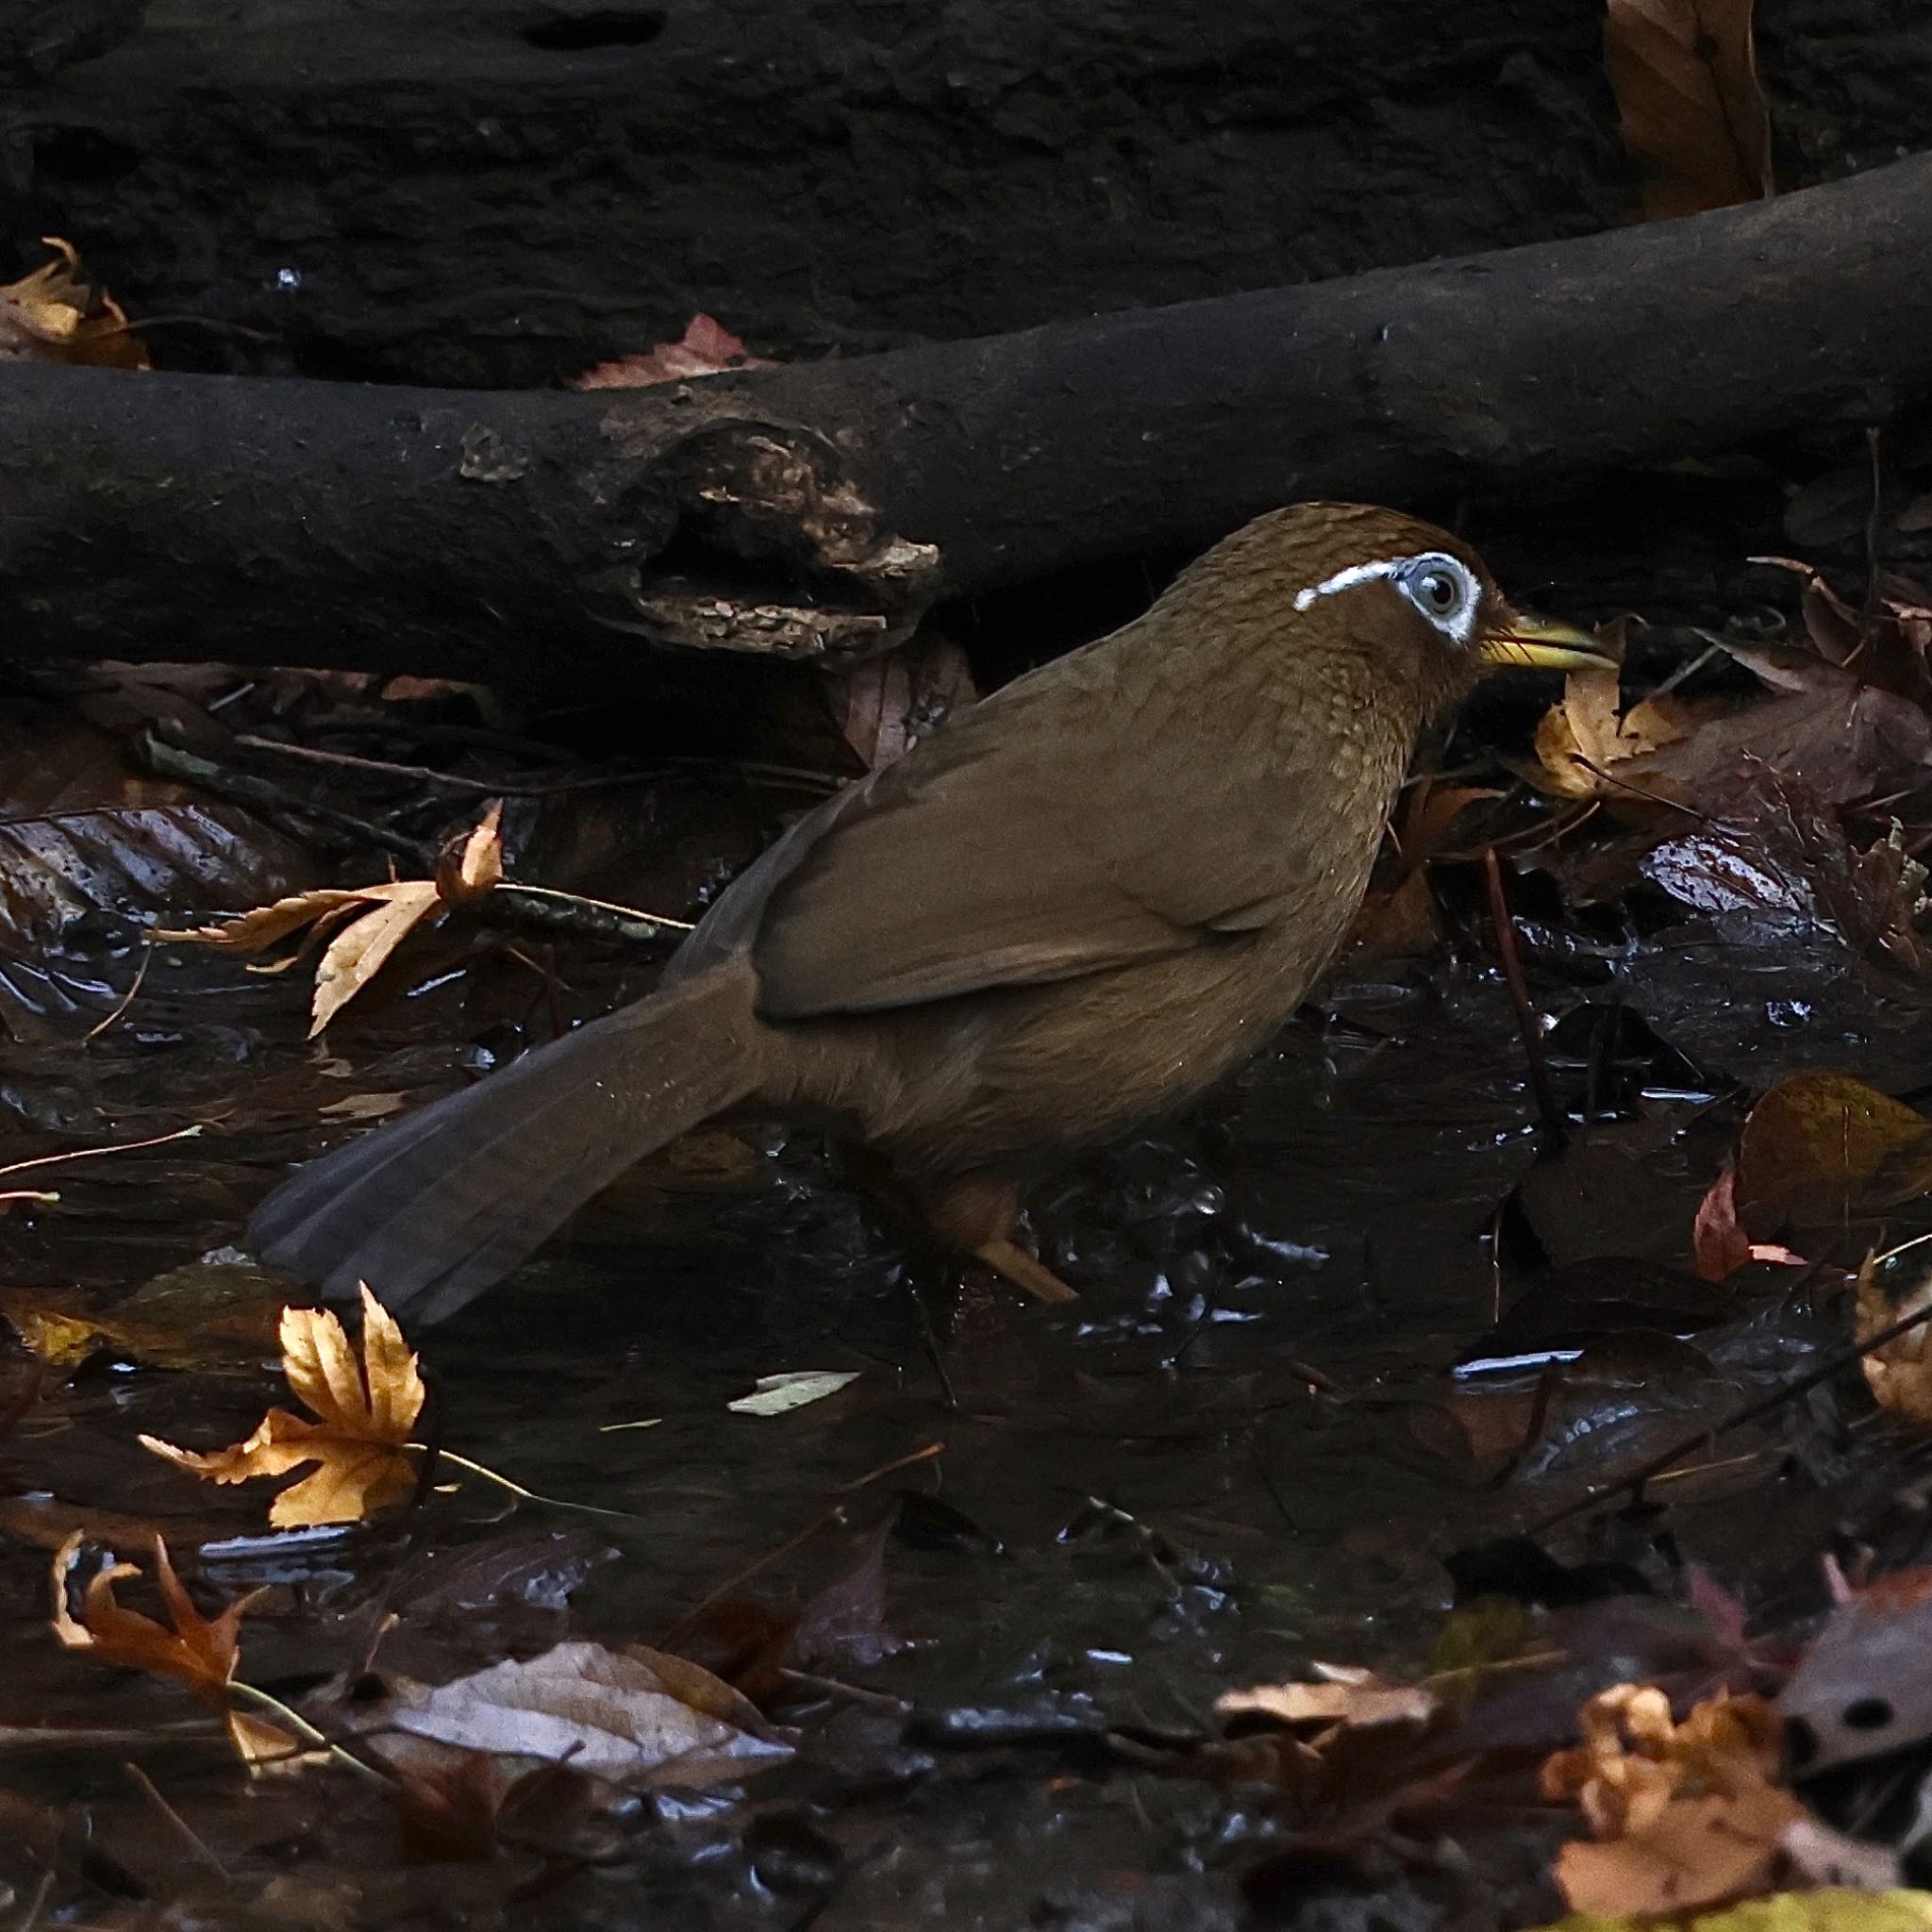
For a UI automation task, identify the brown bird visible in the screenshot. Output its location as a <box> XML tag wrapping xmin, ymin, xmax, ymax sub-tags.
<box><xmin>250</xmin><ymin>502</ymin><xmax>1610</xmax><ymax>1321</ymax></box>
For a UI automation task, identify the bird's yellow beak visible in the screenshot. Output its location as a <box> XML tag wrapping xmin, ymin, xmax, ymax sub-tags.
<box><xmin>1477</xmin><ymin>611</ymin><xmax>1620</xmax><ymax>674</ymax></box>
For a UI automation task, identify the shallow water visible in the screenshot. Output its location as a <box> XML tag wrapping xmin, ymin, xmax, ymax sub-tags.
<box><xmin>4</xmin><ymin>911</ymin><xmax>1931</xmax><ymax>1927</ymax></box>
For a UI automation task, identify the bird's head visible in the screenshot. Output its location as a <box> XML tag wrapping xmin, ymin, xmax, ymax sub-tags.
<box><xmin>1184</xmin><ymin>502</ymin><xmax>1617</xmax><ymax>719</ymax></box>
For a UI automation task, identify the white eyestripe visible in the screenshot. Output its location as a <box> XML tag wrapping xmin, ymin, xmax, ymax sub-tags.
<box><xmin>1291</xmin><ymin>551</ymin><xmax>1480</xmax><ymax>646</ymax></box>
<box><xmin>1292</xmin><ymin>559</ymin><xmax>1403</xmax><ymax>611</ymax></box>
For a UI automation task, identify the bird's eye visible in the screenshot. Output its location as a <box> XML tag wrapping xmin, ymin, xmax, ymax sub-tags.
<box><xmin>1398</xmin><ymin>554</ymin><xmax>1476</xmax><ymax>635</ymax></box>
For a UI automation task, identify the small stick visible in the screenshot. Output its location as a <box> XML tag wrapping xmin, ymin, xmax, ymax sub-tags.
<box><xmin>1482</xmin><ymin>848</ymin><xmax>1565</xmax><ymax>1151</ymax></box>
<box><xmin>123</xmin><ymin>1760</ymin><xmax>231</xmax><ymax>1881</ymax></box>
<box><xmin>656</xmin><ymin>1507</ymin><xmax>848</xmax><ymax>1651</ymax></box>
<box><xmin>83</xmin><ymin>940</ymin><xmax>155</xmax><ymax>1043</ymax></box>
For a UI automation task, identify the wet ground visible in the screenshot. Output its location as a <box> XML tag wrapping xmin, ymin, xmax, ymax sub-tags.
<box><xmin>5</xmin><ymin>867</ymin><xmax>1932</xmax><ymax>1927</ymax></box>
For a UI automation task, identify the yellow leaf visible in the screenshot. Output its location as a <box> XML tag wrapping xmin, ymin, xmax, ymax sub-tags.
<box><xmin>0</xmin><ymin>238</ymin><xmax>149</xmax><ymax>371</ymax></box>
<box><xmin>1604</xmin><ymin>0</ymin><xmax>1773</xmax><ymax>222</ymax></box>
<box><xmin>1533</xmin><ymin>665</ymin><xmax>1690</xmax><ymax>800</ymax></box>
<box><xmin>1735</xmin><ymin>1072</ymin><xmax>1932</xmax><ymax>1234</ymax></box>
<box><xmin>447</xmin><ymin>800</ymin><xmax>504</xmax><ymax>900</ymax></box>
<box><xmin>156</xmin><ymin>889</ymin><xmax>370</xmax><ymax>954</ymax></box>
<box><xmin>309</xmin><ymin>881</ymin><xmax>442</xmax><ymax>1035</ymax></box>
<box><xmin>1540</xmin><ymin>1888</ymin><xmax>1932</xmax><ymax>1930</ymax></box>
<box><xmin>142</xmin><ymin>1286</ymin><xmax>425</xmax><ymax>1526</ymax></box>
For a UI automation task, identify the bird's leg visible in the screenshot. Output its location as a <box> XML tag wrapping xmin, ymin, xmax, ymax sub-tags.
<box><xmin>928</xmin><ymin>1173</ymin><xmax>1079</xmax><ymax>1306</ymax></box>
<box><xmin>970</xmin><ymin>1237</ymin><xmax>1079</xmax><ymax>1305</ymax></box>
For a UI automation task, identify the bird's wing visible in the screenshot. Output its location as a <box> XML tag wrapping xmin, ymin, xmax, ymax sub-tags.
<box><xmin>714</xmin><ymin>652</ymin><xmax>1303</xmax><ymax>1020</ymax></box>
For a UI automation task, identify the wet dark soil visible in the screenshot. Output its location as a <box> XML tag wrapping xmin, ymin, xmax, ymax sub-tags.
<box><xmin>5</xmin><ymin>878</ymin><xmax>1932</xmax><ymax>1927</ymax></box>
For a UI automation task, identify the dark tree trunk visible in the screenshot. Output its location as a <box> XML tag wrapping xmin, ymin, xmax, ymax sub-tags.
<box><xmin>2</xmin><ymin>155</ymin><xmax>1929</xmax><ymax>685</ymax></box>
<box><xmin>5</xmin><ymin>0</ymin><xmax>1926</xmax><ymax>390</ymax></box>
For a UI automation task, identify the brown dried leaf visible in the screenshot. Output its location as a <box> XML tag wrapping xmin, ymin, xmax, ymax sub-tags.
<box><xmin>1856</xmin><ymin>1256</ymin><xmax>1932</xmax><ymax>1428</ymax></box>
<box><xmin>1550</xmin><ymin>1779</ymin><xmax>1805</xmax><ymax>1917</ymax></box>
<box><xmin>0</xmin><ymin>238</ymin><xmax>149</xmax><ymax>371</ymax></box>
<box><xmin>1756</xmin><ymin>556</ymin><xmax>1932</xmax><ymax>708</ymax></box>
<box><xmin>1604</xmin><ymin>0</ymin><xmax>1773</xmax><ymax>221</ymax></box>
<box><xmin>381</xmin><ymin>1639</ymin><xmax>793</xmax><ymax>1785</ymax></box>
<box><xmin>161</xmin><ymin>802</ymin><xmax>506</xmax><ymax>1032</ymax></box>
<box><xmin>1541</xmin><ymin>1685</ymin><xmax>1799</xmax><ymax>1915</ymax></box>
<box><xmin>157</xmin><ymin>889</ymin><xmax>370</xmax><ymax>955</ymax></box>
<box><xmin>573</xmin><ymin>315</ymin><xmax>774</xmax><ymax>391</ymax></box>
<box><xmin>141</xmin><ymin>1286</ymin><xmax>425</xmax><ymax>1526</ymax></box>
<box><xmin>1532</xmin><ymin>666</ymin><xmax>1691</xmax><ymax>800</ymax></box>
<box><xmin>309</xmin><ymin>881</ymin><xmax>443</xmax><ymax>1035</ymax></box>
<box><xmin>447</xmin><ymin>800</ymin><xmax>504</xmax><ymax>900</ymax></box>
<box><xmin>831</xmin><ymin>638</ymin><xmax>978</xmax><ymax>771</ymax></box>
<box><xmin>1217</xmin><ymin>1662</ymin><xmax>1438</xmax><ymax>1738</ymax></box>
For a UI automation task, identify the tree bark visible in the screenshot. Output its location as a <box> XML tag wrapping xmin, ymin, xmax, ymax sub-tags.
<box><xmin>2</xmin><ymin>153</ymin><xmax>1929</xmax><ymax>683</ymax></box>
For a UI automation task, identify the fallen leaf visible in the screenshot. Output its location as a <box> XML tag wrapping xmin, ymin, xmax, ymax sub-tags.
<box><xmin>1617</xmin><ymin>653</ymin><xmax>1932</xmax><ymax>818</ymax></box>
<box><xmin>1690</xmin><ymin>1166</ymin><xmax>1807</xmax><ymax>1283</ymax></box>
<box><xmin>727</xmin><ymin>1371</ymin><xmax>862</xmax><ymax>1416</ymax></box>
<box><xmin>1</xmin><ymin>1257</ymin><xmax>287</xmax><ymax>1370</ymax></box>
<box><xmin>1855</xmin><ymin>1256</ymin><xmax>1932</xmax><ymax>1427</ymax></box>
<box><xmin>1533</xmin><ymin>665</ymin><xmax>1692</xmax><ymax>800</ymax></box>
<box><xmin>1604</xmin><ymin>0</ymin><xmax>1773</xmax><ymax>221</ymax></box>
<box><xmin>308</xmin><ymin>880</ymin><xmax>443</xmax><ymax>1034</ymax></box>
<box><xmin>0</xmin><ymin>237</ymin><xmax>149</xmax><ymax>370</ymax></box>
<box><xmin>1756</xmin><ymin>556</ymin><xmax>1932</xmax><ymax>708</ymax></box>
<box><xmin>1733</xmin><ymin>1072</ymin><xmax>1932</xmax><ymax>1236</ymax></box>
<box><xmin>440</xmin><ymin>800</ymin><xmax>504</xmax><ymax>900</ymax></box>
<box><xmin>1550</xmin><ymin>1780</ymin><xmax>1806</xmax><ymax>1918</ymax></box>
<box><xmin>50</xmin><ymin>1532</ymin><xmax>291</xmax><ymax>1766</ymax></box>
<box><xmin>141</xmin><ymin>1286</ymin><xmax>425</xmax><ymax>1526</ymax></box>
<box><xmin>1217</xmin><ymin>1662</ymin><xmax>1439</xmax><ymax>1739</ymax></box>
<box><xmin>1641</xmin><ymin>767</ymin><xmax>1932</xmax><ymax>976</ymax></box>
<box><xmin>158</xmin><ymin>802</ymin><xmax>505</xmax><ymax>1033</ymax></box>
<box><xmin>380</xmin><ymin>1640</ymin><xmax>793</xmax><ymax>1785</ymax></box>
<box><xmin>572</xmin><ymin>315</ymin><xmax>773</xmax><ymax>391</ymax></box>
<box><xmin>1541</xmin><ymin>1685</ymin><xmax>1801</xmax><ymax>1916</ymax></box>
<box><xmin>830</xmin><ymin>638</ymin><xmax>978</xmax><ymax>771</ymax></box>
<box><xmin>1352</xmin><ymin>778</ymin><xmax>1502</xmax><ymax>958</ymax></box>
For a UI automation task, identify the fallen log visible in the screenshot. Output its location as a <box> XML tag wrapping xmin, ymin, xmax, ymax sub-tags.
<box><xmin>2</xmin><ymin>152</ymin><xmax>1929</xmax><ymax>684</ymax></box>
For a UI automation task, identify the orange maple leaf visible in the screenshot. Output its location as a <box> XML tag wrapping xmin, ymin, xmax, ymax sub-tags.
<box><xmin>50</xmin><ymin>1532</ymin><xmax>291</xmax><ymax>1765</ymax></box>
<box><xmin>142</xmin><ymin>1286</ymin><xmax>425</xmax><ymax>1526</ymax></box>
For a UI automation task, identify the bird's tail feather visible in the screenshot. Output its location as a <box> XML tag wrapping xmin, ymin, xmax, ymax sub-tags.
<box><xmin>248</xmin><ymin>968</ymin><xmax>759</xmax><ymax>1323</ymax></box>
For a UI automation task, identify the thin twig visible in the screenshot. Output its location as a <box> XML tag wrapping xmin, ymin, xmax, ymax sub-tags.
<box><xmin>425</xmin><ymin>1446</ymin><xmax>647</xmax><ymax>1522</ymax></box>
<box><xmin>225</xmin><ymin>1680</ymin><xmax>389</xmax><ymax>1782</ymax></box>
<box><xmin>1567</xmin><ymin>754</ymin><xmax>1712</xmax><ymax>823</ymax></box>
<box><xmin>83</xmin><ymin>941</ymin><xmax>155</xmax><ymax>1044</ymax></box>
<box><xmin>835</xmin><ymin>1441</ymin><xmax>944</xmax><ymax>1493</ymax></box>
<box><xmin>1527</xmin><ymin>1283</ymin><xmax>1932</xmax><ymax>1535</ymax></box>
<box><xmin>656</xmin><ymin>1507</ymin><xmax>848</xmax><ymax>1651</ymax></box>
<box><xmin>0</xmin><ymin>1124</ymin><xmax>205</xmax><ymax>1183</ymax></box>
<box><xmin>1482</xmin><ymin>848</ymin><xmax>1565</xmax><ymax>1151</ymax></box>
<box><xmin>122</xmin><ymin>1760</ymin><xmax>232</xmax><ymax>1881</ymax></box>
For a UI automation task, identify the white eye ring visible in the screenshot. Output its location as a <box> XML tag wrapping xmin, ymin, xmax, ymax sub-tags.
<box><xmin>1396</xmin><ymin>554</ymin><xmax>1479</xmax><ymax>641</ymax></box>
